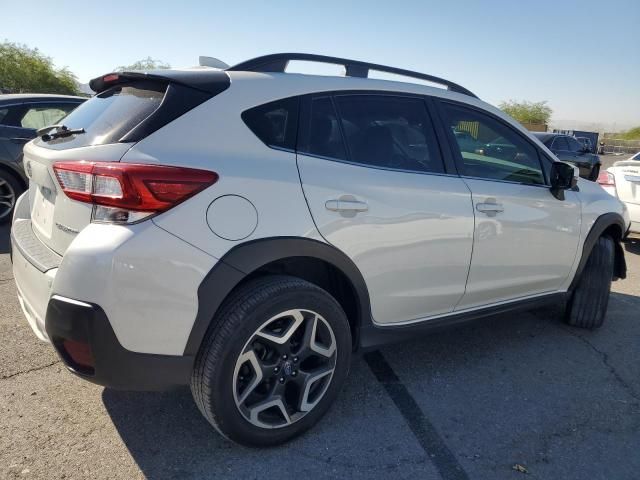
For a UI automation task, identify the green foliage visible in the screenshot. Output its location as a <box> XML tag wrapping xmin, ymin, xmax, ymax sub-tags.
<box><xmin>620</xmin><ymin>126</ymin><xmax>640</xmax><ymax>140</ymax></box>
<box><xmin>0</xmin><ymin>41</ymin><xmax>79</xmax><ymax>95</ymax></box>
<box><xmin>499</xmin><ymin>100</ymin><xmax>552</xmax><ymax>125</ymax></box>
<box><xmin>115</xmin><ymin>57</ymin><xmax>170</xmax><ymax>71</ymax></box>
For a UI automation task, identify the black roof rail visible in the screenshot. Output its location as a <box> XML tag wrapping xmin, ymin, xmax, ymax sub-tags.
<box><xmin>227</xmin><ymin>53</ymin><xmax>478</xmax><ymax>98</ymax></box>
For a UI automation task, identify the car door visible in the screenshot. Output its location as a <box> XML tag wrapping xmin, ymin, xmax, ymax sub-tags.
<box><xmin>297</xmin><ymin>93</ymin><xmax>475</xmax><ymax>325</ymax></box>
<box><xmin>437</xmin><ymin>100</ymin><xmax>581</xmax><ymax>310</ymax></box>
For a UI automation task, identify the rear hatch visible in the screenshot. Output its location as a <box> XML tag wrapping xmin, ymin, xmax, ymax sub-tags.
<box><xmin>23</xmin><ymin>70</ymin><xmax>229</xmax><ymax>255</ymax></box>
<box><xmin>611</xmin><ymin>160</ymin><xmax>640</xmax><ymax>206</ymax></box>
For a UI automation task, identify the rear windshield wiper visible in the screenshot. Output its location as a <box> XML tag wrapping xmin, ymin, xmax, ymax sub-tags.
<box><xmin>36</xmin><ymin>124</ymin><xmax>85</xmax><ymax>141</ymax></box>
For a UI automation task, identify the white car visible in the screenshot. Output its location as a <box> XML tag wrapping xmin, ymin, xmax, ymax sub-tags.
<box><xmin>10</xmin><ymin>54</ymin><xmax>629</xmax><ymax>446</ymax></box>
<box><xmin>598</xmin><ymin>152</ymin><xmax>640</xmax><ymax>234</ymax></box>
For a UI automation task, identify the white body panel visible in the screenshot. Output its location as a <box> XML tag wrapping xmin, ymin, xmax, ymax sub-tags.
<box><xmin>50</xmin><ymin>221</ymin><xmax>216</xmax><ymax>355</ymax></box>
<box><xmin>297</xmin><ymin>154</ymin><xmax>474</xmax><ymax>324</ymax></box>
<box><xmin>457</xmin><ymin>179</ymin><xmax>581</xmax><ymax>309</ymax></box>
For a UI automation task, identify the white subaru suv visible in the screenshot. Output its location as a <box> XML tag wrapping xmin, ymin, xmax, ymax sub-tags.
<box><xmin>11</xmin><ymin>54</ymin><xmax>629</xmax><ymax>446</ymax></box>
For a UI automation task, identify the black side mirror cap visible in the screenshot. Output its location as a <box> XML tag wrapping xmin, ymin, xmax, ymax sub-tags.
<box><xmin>549</xmin><ymin>162</ymin><xmax>577</xmax><ymax>200</ymax></box>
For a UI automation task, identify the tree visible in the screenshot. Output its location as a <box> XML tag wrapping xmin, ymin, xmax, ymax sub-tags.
<box><xmin>0</xmin><ymin>41</ymin><xmax>79</xmax><ymax>95</ymax></box>
<box><xmin>620</xmin><ymin>126</ymin><xmax>640</xmax><ymax>140</ymax></box>
<box><xmin>115</xmin><ymin>57</ymin><xmax>170</xmax><ymax>71</ymax></box>
<box><xmin>499</xmin><ymin>100</ymin><xmax>552</xmax><ymax>125</ymax></box>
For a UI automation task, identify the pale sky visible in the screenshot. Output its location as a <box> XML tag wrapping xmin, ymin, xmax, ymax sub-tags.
<box><xmin>4</xmin><ymin>0</ymin><xmax>639</xmax><ymax>130</ymax></box>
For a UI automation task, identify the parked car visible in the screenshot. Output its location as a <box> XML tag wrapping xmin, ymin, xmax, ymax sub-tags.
<box><xmin>11</xmin><ymin>54</ymin><xmax>628</xmax><ymax>446</ymax></box>
<box><xmin>532</xmin><ymin>132</ymin><xmax>602</xmax><ymax>181</ymax></box>
<box><xmin>0</xmin><ymin>94</ymin><xmax>85</xmax><ymax>222</ymax></box>
<box><xmin>598</xmin><ymin>152</ymin><xmax>640</xmax><ymax>234</ymax></box>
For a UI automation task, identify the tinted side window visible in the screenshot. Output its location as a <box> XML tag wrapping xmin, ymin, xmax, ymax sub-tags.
<box><xmin>442</xmin><ymin>103</ymin><xmax>544</xmax><ymax>185</ymax></box>
<box><xmin>566</xmin><ymin>137</ymin><xmax>581</xmax><ymax>152</ymax></box>
<box><xmin>334</xmin><ymin>95</ymin><xmax>444</xmax><ymax>173</ymax></box>
<box><xmin>552</xmin><ymin>136</ymin><xmax>569</xmax><ymax>151</ymax></box>
<box><xmin>20</xmin><ymin>104</ymin><xmax>78</xmax><ymax>130</ymax></box>
<box><xmin>0</xmin><ymin>105</ymin><xmax>24</xmax><ymax>127</ymax></box>
<box><xmin>301</xmin><ymin>96</ymin><xmax>347</xmax><ymax>161</ymax></box>
<box><xmin>242</xmin><ymin>96</ymin><xmax>299</xmax><ymax>150</ymax></box>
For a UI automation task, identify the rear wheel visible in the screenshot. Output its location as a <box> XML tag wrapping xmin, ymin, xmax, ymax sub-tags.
<box><xmin>0</xmin><ymin>170</ymin><xmax>22</xmax><ymax>224</ymax></box>
<box><xmin>565</xmin><ymin>235</ymin><xmax>614</xmax><ymax>329</ymax></box>
<box><xmin>191</xmin><ymin>275</ymin><xmax>351</xmax><ymax>446</ymax></box>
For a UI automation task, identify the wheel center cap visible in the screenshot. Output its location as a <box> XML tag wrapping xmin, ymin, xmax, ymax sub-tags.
<box><xmin>282</xmin><ymin>361</ymin><xmax>293</xmax><ymax>376</ymax></box>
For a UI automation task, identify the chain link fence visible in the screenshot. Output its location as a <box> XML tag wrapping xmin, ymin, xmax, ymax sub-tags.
<box><xmin>600</xmin><ymin>136</ymin><xmax>640</xmax><ymax>155</ymax></box>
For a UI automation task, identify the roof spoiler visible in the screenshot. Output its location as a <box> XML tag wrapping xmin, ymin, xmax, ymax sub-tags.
<box><xmin>89</xmin><ymin>69</ymin><xmax>230</xmax><ymax>95</ymax></box>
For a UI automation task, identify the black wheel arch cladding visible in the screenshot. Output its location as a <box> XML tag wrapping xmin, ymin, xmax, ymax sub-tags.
<box><xmin>569</xmin><ymin>212</ymin><xmax>627</xmax><ymax>291</ymax></box>
<box><xmin>183</xmin><ymin>237</ymin><xmax>372</xmax><ymax>356</ymax></box>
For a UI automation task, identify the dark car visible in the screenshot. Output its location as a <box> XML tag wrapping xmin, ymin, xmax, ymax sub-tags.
<box><xmin>0</xmin><ymin>94</ymin><xmax>85</xmax><ymax>222</ymax></box>
<box><xmin>533</xmin><ymin>132</ymin><xmax>601</xmax><ymax>181</ymax></box>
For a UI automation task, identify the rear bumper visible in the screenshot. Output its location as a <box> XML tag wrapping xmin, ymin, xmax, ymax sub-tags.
<box><xmin>46</xmin><ymin>295</ymin><xmax>193</xmax><ymax>390</ymax></box>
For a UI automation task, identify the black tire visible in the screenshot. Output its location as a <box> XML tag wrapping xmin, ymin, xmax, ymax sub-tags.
<box><xmin>0</xmin><ymin>169</ymin><xmax>23</xmax><ymax>224</ymax></box>
<box><xmin>191</xmin><ymin>275</ymin><xmax>352</xmax><ymax>446</ymax></box>
<box><xmin>589</xmin><ymin>164</ymin><xmax>600</xmax><ymax>182</ymax></box>
<box><xmin>565</xmin><ymin>235</ymin><xmax>614</xmax><ymax>329</ymax></box>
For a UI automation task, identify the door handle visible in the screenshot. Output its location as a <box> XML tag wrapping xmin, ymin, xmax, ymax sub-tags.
<box><xmin>10</xmin><ymin>137</ymin><xmax>31</xmax><ymax>144</ymax></box>
<box><xmin>476</xmin><ymin>202</ymin><xmax>504</xmax><ymax>216</ymax></box>
<box><xmin>325</xmin><ymin>198</ymin><xmax>369</xmax><ymax>213</ymax></box>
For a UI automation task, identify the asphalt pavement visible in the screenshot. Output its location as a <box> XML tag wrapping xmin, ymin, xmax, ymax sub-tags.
<box><xmin>1</xmin><ymin>221</ymin><xmax>639</xmax><ymax>479</ymax></box>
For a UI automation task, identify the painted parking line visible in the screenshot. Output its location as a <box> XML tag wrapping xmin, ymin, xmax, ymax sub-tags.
<box><xmin>364</xmin><ymin>350</ymin><xmax>469</xmax><ymax>480</ymax></box>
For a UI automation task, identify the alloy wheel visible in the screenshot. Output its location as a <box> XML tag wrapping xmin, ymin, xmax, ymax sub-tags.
<box><xmin>0</xmin><ymin>177</ymin><xmax>16</xmax><ymax>221</ymax></box>
<box><xmin>233</xmin><ymin>309</ymin><xmax>337</xmax><ymax>429</ymax></box>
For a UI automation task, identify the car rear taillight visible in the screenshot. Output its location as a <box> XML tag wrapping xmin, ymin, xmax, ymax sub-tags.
<box><xmin>597</xmin><ymin>171</ymin><xmax>615</xmax><ymax>187</ymax></box>
<box><xmin>53</xmin><ymin>161</ymin><xmax>218</xmax><ymax>224</ymax></box>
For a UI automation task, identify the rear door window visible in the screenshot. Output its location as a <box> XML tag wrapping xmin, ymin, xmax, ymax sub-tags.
<box><xmin>20</xmin><ymin>104</ymin><xmax>79</xmax><ymax>130</ymax></box>
<box><xmin>299</xmin><ymin>96</ymin><xmax>348</xmax><ymax>161</ymax></box>
<box><xmin>333</xmin><ymin>94</ymin><xmax>445</xmax><ymax>173</ymax></box>
<box><xmin>36</xmin><ymin>82</ymin><xmax>166</xmax><ymax>150</ymax></box>
<box><xmin>0</xmin><ymin>105</ymin><xmax>25</xmax><ymax>127</ymax></box>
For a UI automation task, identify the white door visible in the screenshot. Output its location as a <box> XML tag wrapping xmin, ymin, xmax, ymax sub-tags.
<box><xmin>297</xmin><ymin>94</ymin><xmax>474</xmax><ymax>325</ymax></box>
<box><xmin>438</xmin><ymin>101</ymin><xmax>581</xmax><ymax>309</ymax></box>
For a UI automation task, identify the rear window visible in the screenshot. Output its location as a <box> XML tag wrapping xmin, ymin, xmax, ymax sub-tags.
<box><xmin>36</xmin><ymin>82</ymin><xmax>166</xmax><ymax>150</ymax></box>
<box><xmin>242</xmin><ymin>97</ymin><xmax>299</xmax><ymax>150</ymax></box>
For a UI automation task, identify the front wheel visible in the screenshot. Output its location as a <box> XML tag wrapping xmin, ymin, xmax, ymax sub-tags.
<box><xmin>191</xmin><ymin>275</ymin><xmax>352</xmax><ymax>446</ymax></box>
<box><xmin>565</xmin><ymin>235</ymin><xmax>614</xmax><ymax>329</ymax></box>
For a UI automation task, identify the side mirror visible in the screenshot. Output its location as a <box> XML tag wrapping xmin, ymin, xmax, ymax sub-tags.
<box><xmin>549</xmin><ymin>162</ymin><xmax>577</xmax><ymax>200</ymax></box>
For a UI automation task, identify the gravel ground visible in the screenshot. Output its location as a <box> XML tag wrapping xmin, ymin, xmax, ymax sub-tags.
<box><xmin>1</xmin><ymin>223</ymin><xmax>638</xmax><ymax>480</ymax></box>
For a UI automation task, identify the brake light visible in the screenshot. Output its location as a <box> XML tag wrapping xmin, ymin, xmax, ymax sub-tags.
<box><xmin>53</xmin><ymin>161</ymin><xmax>218</xmax><ymax>224</ymax></box>
<box><xmin>597</xmin><ymin>171</ymin><xmax>615</xmax><ymax>187</ymax></box>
